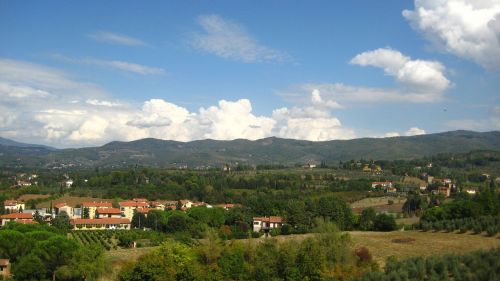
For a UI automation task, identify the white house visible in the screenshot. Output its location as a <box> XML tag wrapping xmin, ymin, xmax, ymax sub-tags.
<box><xmin>3</xmin><ymin>200</ymin><xmax>25</xmax><ymax>213</ymax></box>
<box><xmin>252</xmin><ymin>216</ymin><xmax>284</xmax><ymax>232</ymax></box>
<box><xmin>371</xmin><ymin>182</ymin><xmax>393</xmax><ymax>189</ymax></box>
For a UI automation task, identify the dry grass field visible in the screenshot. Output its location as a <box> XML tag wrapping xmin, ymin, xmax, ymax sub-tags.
<box><xmin>350</xmin><ymin>196</ymin><xmax>405</xmax><ymax>214</ymax></box>
<box><xmin>350</xmin><ymin>231</ymin><xmax>500</xmax><ymax>266</ymax></box>
<box><xmin>101</xmin><ymin>247</ymin><xmax>158</xmax><ymax>281</ymax></box>
<box><xmin>36</xmin><ymin>194</ymin><xmax>110</xmax><ymax>208</ymax></box>
<box><xmin>17</xmin><ymin>193</ymin><xmax>51</xmax><ymax>201</ymax></box>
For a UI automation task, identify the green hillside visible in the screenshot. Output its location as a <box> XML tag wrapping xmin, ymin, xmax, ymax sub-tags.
<box><xmin>0</xmin><ymin>130</ymin><xmax>499</xmax><ymax>169</ymax></box>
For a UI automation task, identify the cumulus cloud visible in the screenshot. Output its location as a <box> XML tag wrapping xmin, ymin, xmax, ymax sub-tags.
<box><xmin>350</xmin><ymin>48</ymin><xmax>450</xmax><ymax>95</ymax></box>
<box><xmin>405</xmin><ymin>127</ymin><xmax>426</xmax><ymax>136</ymax></box>
<box><xmin>0</xmin><ymin>59</ymin><xmax>357</xmax><ymax>147</ymax></box>
<box><xmin>190</xmin><ymin>14</ymin><xmax>286</xmax><ymax>63</ymax></box>
<box><xmin>87</xmin><ymin>31</ymin><xmax>148</xmax><ymax>46</ymax></box>
<box><xmin>403</xmin><ymin>0</ymin><xmax>500</xmax><ymax>68</ymax></box>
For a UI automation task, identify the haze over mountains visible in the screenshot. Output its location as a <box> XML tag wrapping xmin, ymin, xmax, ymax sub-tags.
<box><xmin>0</xmin><ymin>130</ymin><xmax>499</xmax><ymax>169</ymax></box>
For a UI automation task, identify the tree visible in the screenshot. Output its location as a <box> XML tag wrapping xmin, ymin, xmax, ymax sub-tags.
<box><xmin>33</xmin><ymin>210</ymin><xmax>44</xmax><ymax>224</ymax></box>
<box><xmin>34</xmin><ymin>236</ymin><xmax>78</xmax><ymax>281</ymax></box>
<box><xmin>374</xmin><ymin>214</ymin><xmax>397</xmax><ymax>231</ymax></box>
<box><xmin>359</xmin><ymin>207</ymin><xmax>377</xmax><ymax>231</ymax></box>
<box><xmin>12</xmin><ymin>254</ymin><xmax>47</xmax><ymax>281</ymax></box>
<box><xmin>82</xmin><ymin>207</ymin><xmax>90</xmax><ymax>219</ymax></box>
<box><xmin>51</xmin><ymin>211</ymin><xmax>72</xmax><ymax>232</ymax></box>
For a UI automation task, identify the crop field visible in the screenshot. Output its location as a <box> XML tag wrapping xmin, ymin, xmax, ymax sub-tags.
<box><xmin>350</xmin><ymin>196</ymin><xmax>405</xmax><ymax>214</ymax></box>
<box><xmin>68</xmin><ymin>230</ymin><xmax>118</xmax><ymax>250</ymax></box>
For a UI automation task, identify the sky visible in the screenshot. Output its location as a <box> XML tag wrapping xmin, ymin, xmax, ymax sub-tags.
<box><xmin>0</xmin><ymin>0</ymin><xmax>499</xmax><ymax>148</ymax></box>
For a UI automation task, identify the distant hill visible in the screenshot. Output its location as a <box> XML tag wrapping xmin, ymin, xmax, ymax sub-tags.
<box><xmin>0</xmin><ymin>130</ymin><xmax>499</xmax><ymax>169</ymax></box>
<box><xmin>0</xmin><ymin>137</ymin><xmax>56</xmax><ymax>150</ymax></box>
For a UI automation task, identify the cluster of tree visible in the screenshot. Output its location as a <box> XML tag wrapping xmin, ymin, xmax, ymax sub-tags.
<box><xmin>128</xmin><ymin>195</ymin><xmax>356</xmax><ymax>241</ymax></box>
<box><xmin>419</xmin><ymin>216</ymin><xmax>499</xmax><ymax>236</ymax></box>
<box><xmin>0</xmin><ymin>222</ymin><xmax>105</xmax><ymax>281</ymax></box>
<box><xmin>118</xmin><ymin>221</ymin><xmax>377</xmax><ymax>281</ymax></box>
<box><xmin>352</xmin><ymin>248</ymin><xmax>500</xmax><ymax>281</ymax></box>
<box><xmin>358</xmin><ymin>208</ymin><xmax>397</xmax><ymax>231</ymax></box>
<box><xmin>420</xmin><ymin>186</ymin><xmax>499</xmax><ymax>222</ymax></box>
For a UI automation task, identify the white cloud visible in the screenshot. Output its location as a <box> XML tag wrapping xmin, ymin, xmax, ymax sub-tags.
<box><xmin>384</xmin><ymin>132</ymin><xmax>401</xmax><ymax>138</ymax></box>
<box><xmin>288</xmin><ymin>48</ymin><xmax>451</xmax><ymax>105</ymax></box>
<box><xmin>190</xmin><ymin>14</ymin><xmax>286</xmax><ymax>63</ymax></box>
<box><xmin>88</xmin><ymin>31</ymin><xmax>148</xmax><ymax>47</ymax></box>
<box><xmin>52</xmin><ymin>54</ymin><xmax>166</xmax><ymax>75</ymax></box>
<box><xmin>403</xmin><ymin>0</ymin><xmax>500</xmax><ymax>68</ymax></box>
<box><xmin>0</xmin><ymin>59</ymin><xmax>357</xmax><ymax>147</ymax></box>
<box><xmin>350</xmin><ymin>48</ymin><xmax>450</xmax><ymax>94</ymax></box>
<box><xmin>405</xmin><ymin>127</ymin><xmax>426</xmax><ymax>136</ymax></box>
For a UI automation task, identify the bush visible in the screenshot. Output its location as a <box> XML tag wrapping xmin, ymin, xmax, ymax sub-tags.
<box><xmin>486</xmin><ymin>226</ymin><xmax>497</xmax><ymax>237</ymax></box>
<box><xmin>280</xmin><ymin>224</ymin><xmax>293</xmax><ymax>235</ymax></box>
<box><xmin>251</xmin><ymin>231</ymin><xmax>262</xmax><ymax>238</ymax></box>
<box><xmin>270</xmin><ymin>228</ymin><xmax>281</xmax><ymax>236</ymax></box>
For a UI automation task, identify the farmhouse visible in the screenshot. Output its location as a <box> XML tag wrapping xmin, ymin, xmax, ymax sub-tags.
<box><xmin>0</xmin><ymin>259</ymin><xmax>11</xmax><ymax>278</ymax></box>
<box><xmin>0</xmin><ymin>213</ymin><xmax>35</xmax><ymax>226</ymax></box>
<box><xmin>252</xmin><ymin>216</ymin><xmax>284</xmax><ymax>232</ymax></box>
<box><xmin>70</xmin><ymin>218</ymin><xmax>130</xmax><ymax>230</ymax></box>
<box><xmin>3</xmin><ymin>200</ymin><xmax>25</xmax><ymax>213</ymax></box>
<box><xmin>54</xmin><ymin>202</ymin><xmax>79</xmax><ymax>219</ymax></box>
<box><xmin>81</xmin><ymin>201</ymin><xmax>113</xmax><ymax>219</ymax></box>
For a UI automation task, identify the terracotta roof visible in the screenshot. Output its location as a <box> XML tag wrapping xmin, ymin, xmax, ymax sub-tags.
<box><xmin>96</xmin><ymin>208</ymin><xmax>121</xmax><ymax>214</ymax></box>
<box><xmin>81</xmin><ymin>202</ymin><xmax>112</xmax><ymax>208</ymax></box>
<box><xmin>119</xmin><ymin>201</ymin><xmax>149</xmax><ymax>207</ymax></box>
<box><xmin>4</xmin><ymin>200</ymin><xmax>18</xmax><ymax>206</ymax></box>
<box><xmin>1</xmin><ymin>213</ymin><xmax>33</xmax><ymax>219</ymax></box>
<box><xmin>253</xmin><ymin>216</ymin><xmax>284</xmax><ymax>223</ymax></box>
<box><xmin>71</xmin><ymin>218</ymin><xmax>130</xmax><ymax>225</ymax></box>
<box><xmin>135</xmin><ymin>208</ymin><xmax>152</xmax><ymax>214</ymax></box>
<box><xmin>54</xmin><ymin>203</ymin><xmax>68</xmax><ymax>209</ymax></box>
<box><xmin>0</xmin><ymin>259</ymin><xmax>9</xmax><ymax>266</ymax></box>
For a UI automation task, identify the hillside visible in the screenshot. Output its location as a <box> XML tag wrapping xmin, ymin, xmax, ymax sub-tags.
<box><xmin>0</xmin><ymin>130</ymin><xmax>499</xmax><ymax>169</ymax></box>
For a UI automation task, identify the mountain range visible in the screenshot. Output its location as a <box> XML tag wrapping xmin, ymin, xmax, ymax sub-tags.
<box><xmin>0</xmin><ymin>130</ymin><xmax>499</xmax><ymax>169</ymax></box>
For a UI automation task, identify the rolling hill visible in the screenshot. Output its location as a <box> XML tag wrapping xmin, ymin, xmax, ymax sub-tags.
<box><xmin>0</xmin><ymin>130</ymin><xmax>499</xmax><ymax>169</ymax></box>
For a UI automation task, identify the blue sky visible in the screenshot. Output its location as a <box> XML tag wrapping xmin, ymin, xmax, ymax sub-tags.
<box><xmin>0</xmin><ymin>0</ymin><xmax>499</xmax><ymax>147</ymax></box>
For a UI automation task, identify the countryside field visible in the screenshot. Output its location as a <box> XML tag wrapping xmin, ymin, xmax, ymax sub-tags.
<box><xmin>100</xmin><ymin>230</ymin><xmax>500</xmax><ymax>280</ymax></box>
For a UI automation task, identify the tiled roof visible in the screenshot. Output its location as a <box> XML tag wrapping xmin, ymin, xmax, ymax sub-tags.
<box><xmin>71</xmin><ymin>218</ymin><xmax>130</xmax><ymax>225</ymax></box>
<box><xmin>253</xmin><ymin>216</ymin><xmax>284</xmax><ymax>223</ymax></box>
<box><xmin>119</xmin><ymin>201</ymin><xmax>149</xmax><ymax>207</ymax></box>
<box><xmin>81</xmin><ymin>202</ymin><xmax>112</xmax><ymax>208</ymax></box>
<box><xmin>4</xmin><ymin>200</ymin><xmax>18</xmax><ymax>206</ymax></box>
<box><xmin>96</xmin><ymin>208</ymin><xmax>121</xmax><ymax>214</ymax></box>
<box><xmin>135</xmin><ymin>208</ymin><xmax>152</xmax><ymax>214</ymax></box>
<box><xmin>54</xmin><ymin>203</ymin><xmax>68</xmax><ymax>209</ymax></box>
<box><xmin>1</xmin><ymin>213</ymin><xmax>33</xmax><ymax>219</ymax></box>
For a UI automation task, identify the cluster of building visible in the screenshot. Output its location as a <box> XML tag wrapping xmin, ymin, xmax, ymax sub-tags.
<box><xmin>371</xmin><ymin>181</ymin><xmax>396</xmax><ymax>193</ymax></box>
<box><xmin>0</xmin><ymin>198</ymin><xmax>240</xmax><ymax>230</ymax></box>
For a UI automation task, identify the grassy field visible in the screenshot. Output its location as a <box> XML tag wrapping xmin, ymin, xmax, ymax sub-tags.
<box><xmin>350</xmin><ymin>231</ymin><xmax>500</xmax><ymax>266</ymax></box>
<box><xmin>36</xmin><ymin>194</ymin><xmax>110</xmax><ymax>208</ymax></box>
<box><xmin>101</xmin><ymin>247</ymin><xmax>158</xmax><ymax>281</ymax></box>
<box><xmin>350</xmin><ymin>196</ymin><xmax>405</xmax><ymax>214</ymax></box>
<box><xmin>17</xmin><ymin>193</ymin><xmax>51</xmax><ymax>201</ymax></box>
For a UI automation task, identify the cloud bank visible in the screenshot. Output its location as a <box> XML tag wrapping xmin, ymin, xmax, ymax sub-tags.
<box><xmin>0</xmin><ymin>59</ymin><xmax>353</xmax><ymax>147</ymax></box>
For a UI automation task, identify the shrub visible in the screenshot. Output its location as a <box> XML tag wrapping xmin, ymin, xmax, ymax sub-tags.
<box><xmin>270</xmin><ymin>228</ymin><xmax>281</xmax><ymax>236</ymax></box>
<box><xmin>251</xmin><ymin>231</ymin><xmax>262</xmax><ymax>238</ymax></box>
<box><xmin>486</xmin><ymin>226</ymin><xmax>497</xmax><ymax>237</ymax></box>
